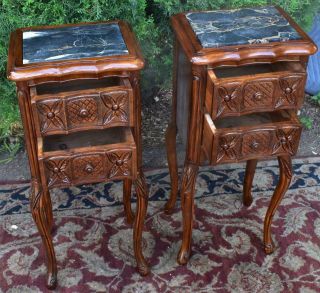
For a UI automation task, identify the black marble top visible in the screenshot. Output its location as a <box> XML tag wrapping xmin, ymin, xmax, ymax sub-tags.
<box><xmin>186</xmin><ymin>6</ymin><xmax>302</xmax><ymax>48</ymax></box>
<box><xmin>22</xmin><ymin>23</ymin><xmax>128</xmax><ymax>64</ymax></box>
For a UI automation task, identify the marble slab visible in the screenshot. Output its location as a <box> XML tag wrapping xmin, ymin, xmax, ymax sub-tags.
<box><xmin>186</xmin><ymin>6</ymin><xmax>302</xmax><ymax>48</ymax></box>
<box><xmin>22</xmin><ymin>23</ymin><xmax>128</xmax><ymax>64</ymax></box>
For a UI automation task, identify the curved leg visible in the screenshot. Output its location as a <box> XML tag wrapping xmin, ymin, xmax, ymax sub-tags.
<box><xmin>243</xmin><ymin>159</ymin><xmax>258</xmax><ymax>207</ymax></box>
<box><xmin>264</xmin><ymin>155</ymin><xmax>292</xmax><ymax>254</ymax></box>
<box><xmin>30</xmin><ymin>180</ymin><xmax>57</xmax><ymax>289</ymax></box>
<box><xmin>164</xmin><ymin>38</ymin><xmax>179</xmax><ymax>214</ymax></box>
<box><xmin>123</xmin><ymin>179</ymin><xmax>134</xmax><ymax>224</ymax></box>
<box><xmin>177</xmin><ymin>163</ymin><xmax>198</xmax><ymax>265</ymax></box>
<box><xmin>164</xmin><ymin>122</ymin><xmax>179</xmax><ymax>214</ymax></box>
<box><xmin>43</xmin><ymin>188</ymin><xmax>53</xmax><ymax>231</ymax></box>
<box><xmin>133</xmin><ymin>172</ymin><xmax>149</xmax><ymax>275</ymax></box>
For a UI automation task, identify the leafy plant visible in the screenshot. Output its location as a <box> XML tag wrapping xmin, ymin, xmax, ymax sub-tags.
<box><xmin>0</xmin><ymin>0</ymin><xmax>319</xmax><ymax>147</ymax></box>
<box><xmin>0</xmin><ymin>139</ymin><xmax>21</xmax><ymax>164</ymax></box>
<box><xmin>300</xmin><ymin>116</ymin><xmax>313</xmax><ymax>130</ymax></box>
<box><xmin>310</xmin><ymin>93</ymin><xmax>320</xmax><ymax>105</ymax></box>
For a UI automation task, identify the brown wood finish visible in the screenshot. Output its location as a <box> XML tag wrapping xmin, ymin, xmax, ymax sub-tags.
<box><xmin>8</xmin><ymin>20</ymin><xmax>149</xmax><ymax>289</ymax></box>
<box><xmin>206</xmin><ymin>62</ymin><xmax>306</xmax><ymax>119</ymax></box>
<box><xmin>166</xmin><ymin>7</ymin><xmax>317</xmax><ymax>266</ymax></box>
<box><xmin>164</xmin><ymin>38</ymin><xmax>179</xmax><ymax>213</ymax></box>
<box><xmin>30</xmin><ymin>77</ymin><xmax>134</xmax><ymax>136</ymax></box>
<box><xmin>243</xmin><ymin>159</ymin><xmax>258</xmax><ymax>207</ymax></box>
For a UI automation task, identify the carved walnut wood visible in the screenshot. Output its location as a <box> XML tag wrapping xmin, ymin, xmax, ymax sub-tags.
<box><xmin>166</xmin><ymin>7</ymin><xmax>317</xmax><ymax>267</ymax></box>
<box><xmin>206</xmin><ymin>68</ymin><xmax>306</xmax><ymax>119</ymax></box>
<box><xmin>203</xmin><ymin>112</ymin><xmax>302</xmax><ymax>164</ymax></box>
<box><xmin>32</xmin><ymin>84</ymin><xmax>133</xmax><ymax>136</ymax></box>
<box><xmin>8</xmin><ymin>20</ymin><xmax>149</xmax><ymax>288</ymax></box>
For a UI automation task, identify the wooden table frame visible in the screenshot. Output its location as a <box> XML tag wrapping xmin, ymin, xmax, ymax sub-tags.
<box><xmin>165</xmin><ymin>6</ymin><xmax>317</xmax><ymax>265</ymax></box>
<box><xmin>8</xmin><ymin>20</ymin><xmax>149</xmax><ymax>289</ymax></box>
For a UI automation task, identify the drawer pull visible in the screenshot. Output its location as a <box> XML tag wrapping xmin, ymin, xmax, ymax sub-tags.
<box><xmin>224</xmin><ymin>94</ymin><xmax>232</xmax><ymax>102</ymax></box>
<box><xmin>112</xmin><ymin>104</ymin><xmax>119</xmax><ymax>111</ymax></box>
<box><xmin>85</xmin><ymin>164</ymin><xmax>94</xmax><ymax>173</ymax></box>
<box><xmin>253</xmin><ymin>92</ymin><xmax>263</xmax><ymax>101</ymax></box>
<box><xmin>116</xmin><ymin>159</ymin><xmax>124</xmax><ymax>166</ymax></box>
<box><xmin>250</xmin><ymin>140</ymin><xmax>260</xmax><ymax>149</ymax></box>
<box><xmin>285</xmin><ymin>87</ymin><xmax>293</xmax><ymax>94</ymax></box>
<box><xmin>53</xmin><ymin>167</ymin><xmax>60</xmax><ymax>173</ymax></box>
<box><xmin>79</xmin><ymin>109</ymin><xmax>89</xmax><ymax>118</ymax></box>
<box><xmin>47</xmin><ymin>112</ymin><xmax>55</xmax><ymax>119</ymax></box>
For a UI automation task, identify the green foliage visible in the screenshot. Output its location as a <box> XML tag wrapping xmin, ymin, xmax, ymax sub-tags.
<box><xmin>0</xmin><ymin>0</ymin><xmax>319</xmax><ymax>143</ymax></box>
<box><xmin>310</xmin><ymin>93</ymin><xmax>320</xmax><ymax>105</ymax></box>
<box><xmin>300</xmin><ymin>116</ymin><xmax>313</xmax><ymax>130</ymax></box>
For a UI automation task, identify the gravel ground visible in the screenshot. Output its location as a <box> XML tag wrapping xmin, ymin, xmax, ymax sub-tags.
<box><xmin>1</xmin><ymin>92</ymin><xmax>319</xmax><ymax>183</ymax></box>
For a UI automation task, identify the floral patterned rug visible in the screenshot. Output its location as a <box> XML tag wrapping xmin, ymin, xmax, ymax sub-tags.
<box><xmin>0</xmin><ymin>158</ymin><xmax>320</xmax><ymax>293</ymax></box>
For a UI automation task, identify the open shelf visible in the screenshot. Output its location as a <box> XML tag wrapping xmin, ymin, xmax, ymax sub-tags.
<box><xmin>214</xmin><ymin>110</ymin><xmax>295</xmax><ymax>129</ymax></box>
<box><xmin>35</xmin><ymin>76</ymin><xmax>124</xmax><ymax>95</ymax></box>
<box><xmin>213</xmin><ymin>61</ymin><xmax>304</xmax><ymax>79</ymax></box>
<box><xmin>43</xmin><ymin>127</ymin><xmax>133</xmax><ymax>153</ymax></box>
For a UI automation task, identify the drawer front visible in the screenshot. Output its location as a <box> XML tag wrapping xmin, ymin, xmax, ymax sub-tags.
<box><xmin>202</xmin><ymin>114</ymin><xmax>302</xmax><ymax>165</ymax></box>
<box><xmin>33</xmin><ymin>89</ymin><xmax>133</xmax><ymax>136</ymax></box>
<box><xmin>206</xmin><ymin>71</ymin><xmax>306</xmax><ymax>119</ymax></box>
<box><xmin>43</xmin><ymin>148</ymin><xmax>136</xmax><ymax>188</ymax></box>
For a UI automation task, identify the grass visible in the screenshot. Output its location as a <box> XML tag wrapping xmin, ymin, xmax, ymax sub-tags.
<box><xmin>300</xmin><ymin>116</ymin><xmax>313</xmax><ymax>130</ymax></box>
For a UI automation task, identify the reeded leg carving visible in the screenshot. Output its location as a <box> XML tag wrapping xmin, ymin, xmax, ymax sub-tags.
<box><xmin>43</xmin><ymin>188</ymin><xmax>53</xmax><ymax>231</ymax></box>
<box><xmin>30</xmin><ymin>180</ymin><xmax>57</xmax><ymax>289</ymax></box>
<box><xmin>164</xmin><ymin>122</ymin><xmax>179</xmax><ymax>214</ymax></box>
<box><xmin>177</xmin><ymin>163</ymin><xmax>199</xmax><ymax>265</ymax></box>
<box><xmin>264</xmin><ymin>155</ymin><xmax>292</xmax><ymax>254</ymax></box>
<box><xmin>243</xmin><ymin>159</ymin><xmax>258</xmax><ymax>207</ymax></box>
<box><xmin>123</xmin><ymin>179</ymin><xmax>134</xmax><ymax>224</ymax></box>
<box><xmin>133</xmin><ymin>172</ymin><xmax>149</xmax><ymax>275</ymax></box>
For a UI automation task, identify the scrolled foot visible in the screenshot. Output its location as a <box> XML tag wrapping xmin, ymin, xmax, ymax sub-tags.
<box><xmin>136</xmin><ymin>260</ymin><xmax>150</xmax><ymax>276</ymax></box>
<box><xmin>264</xmin><ymin>241</ymin><xmax>275</xmax><ymax>254</ymax></box>
<box><xmin>243</xmin><ymin>195</ymin><xmax>253</xmax><ymax>207</ymax></box>
<box><xmin>46</xmin><ymin>272</ymin><xmax>57</xmax><ymax>290</ymax></box>
<box><xmin>177</xmin><ymin>248</ymin><xmax>190</xmax><ymax>265</ymax></box>
<box><xmin>164</xmin><ymin>196</ymin><xmax>176</xmax><ymax>215</ymax></box>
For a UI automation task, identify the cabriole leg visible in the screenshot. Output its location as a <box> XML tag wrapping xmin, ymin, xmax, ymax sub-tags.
<box><xmin>177</xmin><ymin>163</ymin><xmax>198</xmax><ymax>265</ymax></box>
<box><xmin>133</xmin><ymin>172</ymin><xmax>149</xmax><ymax>275</ymax></box>
<box><xmin>30</xmin><ymin>180</ymin><xmax>57</xmax><ymax>289</ymax></box>
<box><xmin>243</xmin><ymin>159</ymin><xmax>258</xmax><ymax>207</ymax></box>
<box><xmin>264</xmin><ymin>155</ymin><xmax>292</xmax><ymax>254</ymax></box>
<box><xmin>123</xmin><ymin>178</ymin><xmax>134</xmax><ymax>224</ymax></box>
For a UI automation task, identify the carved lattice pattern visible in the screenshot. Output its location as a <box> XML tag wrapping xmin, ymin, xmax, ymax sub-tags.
<box><xmin>243</xmin><ymin>81</ymin><xmax>274</xmax><ymax>109</ymax></box>
<box><xmin>73</xmin><ymin>154</ymin><xmax>104</xmax><ymax>179</ymax></box>
<box><xmin>67</xmin><ymin>97</ymin><xmax>98</xmax><ymax>126</ymax></box>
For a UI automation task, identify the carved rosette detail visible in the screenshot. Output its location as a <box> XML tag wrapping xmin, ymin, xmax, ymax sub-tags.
<box><xmin>101</xmin><ymin>91</ymin><xmax>129</xmax><ymax>125</ymax></box>
<box><xmin>276</xmin><ymin>77</ymin><xmax>302</xmax><ymax>108</ymax></box>
<box><xmin>217</xmin><ymin>135</ymin><xmax>241</xmax><ymax>162</ymax></box>
<box><xmin>37</xmin><ymin>100</ymin><xmax>65</xmax><ymax>133</ymax></box>
<box><xmin>272</xmin><ymin>128</ymin><xmax>300</xmax><ymax>155</ymax></box>
<box><xmin>217</xmin><ymin>85</ymin><xmax>241</xmax><ymax>117</ymax></box>
<box><xmin>45</xmin><ymin>159</ymin><xmax>71</xmax><ymax>187</ymax></box>
<box><xmin>107</xmin><ymin>151</ymin><xmax>132</xmax><ymax>178</ymax></box>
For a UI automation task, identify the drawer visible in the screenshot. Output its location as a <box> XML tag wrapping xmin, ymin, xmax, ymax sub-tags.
<box><xmin>205</xmin><ymin>62</ymin><xmax>306</xmax><ymax>119</ymax></box>
<box><xmin>31</xmin><ymin>77</ymin><xmax>134</xmax><ymax>136</ymax></box>
<box><xmin>202</xmin><ymin>110</ymin><xmax>301</xmax><ymax>165</ymax></box>
<box><xmin>38</xmin><ymin>127</ymin><xmax>137</xmax><ymax>188</ymax></box>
